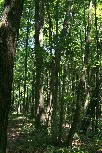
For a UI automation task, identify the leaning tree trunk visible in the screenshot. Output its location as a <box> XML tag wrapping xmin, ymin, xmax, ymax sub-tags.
<box><xmin>66</xmin><ymin>0</ymin><xmax>92</xmax><ymax>147</ymax></box>
<box><xmin>0</xmin><ymin>1</ymin><xmax>24</xmax><ymax>152</ymax></box>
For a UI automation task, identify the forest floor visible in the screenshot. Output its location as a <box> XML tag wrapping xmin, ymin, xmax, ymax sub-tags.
<box><xmin>7</xmin><ymin>113</ymin><xmax>102</xmax><ymax>153</ymax></box>
<box><xmin>7</xmin><ymin>113</ymin><xmax>47</xmax><ymax>153</ymax></box>
<box><xmin>7</xmin><ymin>114</ymin><xmax>26</xmax><ymax>152</ymax></box>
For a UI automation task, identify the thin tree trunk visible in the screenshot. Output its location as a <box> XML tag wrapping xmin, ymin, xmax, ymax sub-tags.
<box><xmin>94</xmin><ymin>0</ymin><xmax>101</xmax><ymax>131</ymax></box>
<box><xmin>59</xmin><ymin>67</ymin><xmax>66</xmax><ymax>143</ymax></box>
<box><xmin>51</xmin><ymin>0</ymin><xmax>59</xmax><ymax>144</ymax></box>
<box><xmin>51</xmin><ymin>0</ymin><xmax>72</xmax><ymax>144</ymax></box>
<box><xmin>23</xmin><ymin>19</ymin><xmax>29</xmax><ymax>115</ymax></box>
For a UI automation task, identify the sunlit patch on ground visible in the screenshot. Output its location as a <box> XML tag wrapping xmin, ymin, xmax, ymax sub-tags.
<box><xmin>7</xmin><ymin>113</ymin><xmax>102</xmax><ymax>153</ymax></box>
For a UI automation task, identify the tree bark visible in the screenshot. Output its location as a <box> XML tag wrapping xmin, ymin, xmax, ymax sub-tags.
<box><xmin>34</xmin><ymin>0</ymin><xmax>45</xmax><ymax>128</ymax></box>
<box><xmin>66</xmin><ymin>0</ymin><xmax>92</xmax><ymax>147</ymax></box>
<box><xmin>0</xmin><ymin>1</ymin><xmax>24</xmax><ymax>152</ymax></box>
<box><xmin>81</xmin><ymin>0</ymin><xmax>101</xmax><ymax>133</ymax></box>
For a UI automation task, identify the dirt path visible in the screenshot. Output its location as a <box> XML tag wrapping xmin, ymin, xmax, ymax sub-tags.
<box><xmin>7</xmin><ymin>114</ymin><xmax>46</xmax><ymax>153</ymax></box>
<box><xmin>7</xmin><ymin>114</ymin><xmax>27</xmax><ymax>153</ymax></box>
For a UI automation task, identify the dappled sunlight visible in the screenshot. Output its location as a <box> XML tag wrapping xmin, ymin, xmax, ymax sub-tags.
<box><xmin>7</xmin><ymin>113</ymin><xmax>102</xmax><ymax>153</ymax></box>
<box><xmin>0</xmin><ymin>0</ymin><xmax>102</xmax><ymax>152</ymax></box>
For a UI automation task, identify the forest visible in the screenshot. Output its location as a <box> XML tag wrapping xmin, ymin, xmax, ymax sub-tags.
<box><xmin>0</xmin><ymin>0</ymin><xmax>102</xmax><ymax>152</ymax></box>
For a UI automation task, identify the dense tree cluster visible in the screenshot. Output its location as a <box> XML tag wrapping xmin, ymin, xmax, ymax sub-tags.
<box><xmin>0</xmin><ymin>0</ymin><xmax>102</xmax><ymax>152</ymax></box>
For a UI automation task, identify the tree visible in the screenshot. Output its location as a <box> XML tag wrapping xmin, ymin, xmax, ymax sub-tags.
<box><xmin>7</xmin><ymin>0</ymin><xmax>102</xmax><ymax>151</ymax></box>
<box><xmin>34</xmin><ymin>0</ymin><xmax>45</xmax><ymax>128</ymax></box>
<box><xmin>81</xmin><ymin>0</ymin><xmax>101</xmax><ymax>134</ymax></box>
<box><xmin>0</xmin><ymin>0</ymin><xmax>24</xmax><ymax>152</ymax></box>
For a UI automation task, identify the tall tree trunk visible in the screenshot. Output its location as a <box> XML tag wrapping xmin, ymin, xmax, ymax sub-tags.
<box><xmin>51</xmin><ymin>0</ymin><xmax>72</xmax><ymax>144</ymax></box>
<box><xmin>34</xmin><ymin>0</ymin><xmax>40</xmax><ymax>127</ymax></box>
<box><xmin>59</xmin><ymin>66</ymin><xmax>66</xmax><ymax>143</ymax></box>
<box><xmin>23</xmin><ymin>19</ymin><xmax>29</xmax><ymax>115</ymax></box>
<box><xmin>94</xmin><ymin>0</ymin><xmax>101</xmax><ymax>131</ymax></box>
<box><xmin>66</xmin><ymin>0</ymin><xmax>92</xmax><ymax>146</ymax></box>
<box><xmin>81</xmin><ymin>0</ymin><xmax>101</xmax><ymax>133</ymax></box>
<box><xmin>51</xmin><ymin>0</ymin><xmax>59</xmax><ymax>144</ymax></box>
<box><xmin>34</xmin><ymin>0</ymin><xmax>45</xmax><ymax>128</ymax></box>
<box><xmin>0</xmin><ymin>1</ymin><xmax>24</xmax><ymax>152</ymax></box>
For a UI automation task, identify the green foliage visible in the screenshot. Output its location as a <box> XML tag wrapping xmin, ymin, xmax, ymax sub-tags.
<box><xmin>7</xmin><ymin>0</ymin><xmax>102</xmax><ymax>152</ymax></box>
<box><xmin>0</xmin><ymin>0</ymin><xmax>4</xmax><ymax>16</ymax></box>
<box><xmin>7</xmin><ymin>113</ymin><xmax>102</xmax><ymax>153</ymax></box>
